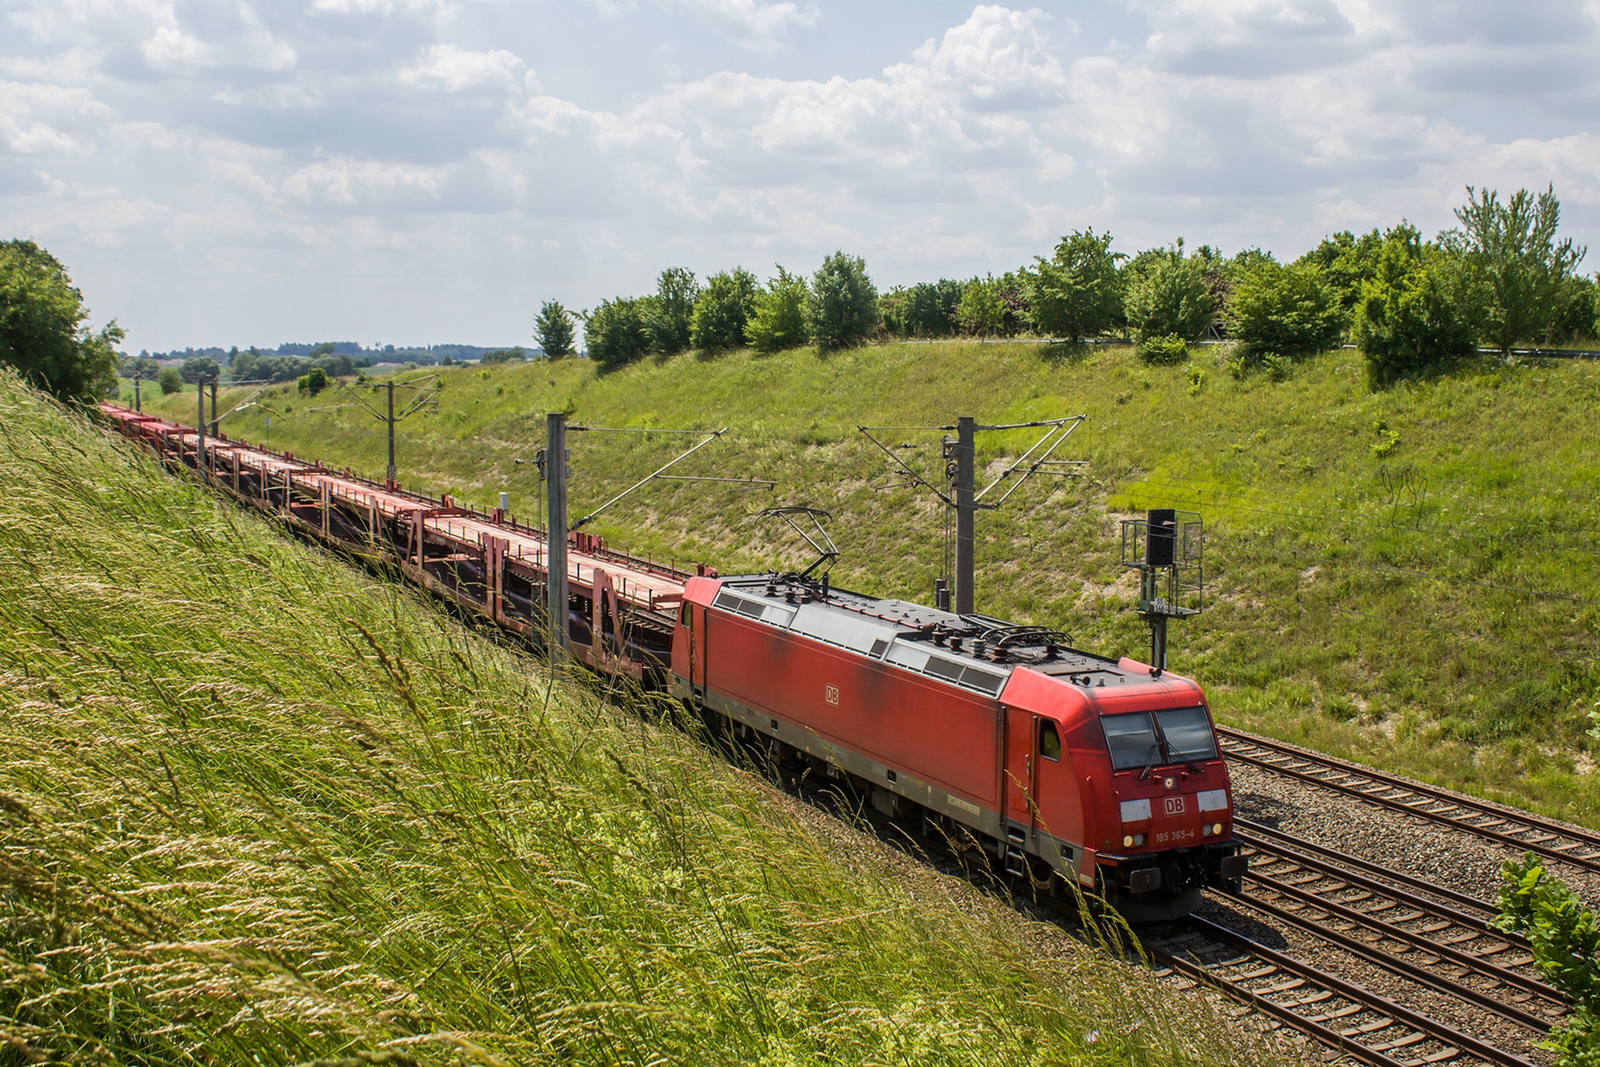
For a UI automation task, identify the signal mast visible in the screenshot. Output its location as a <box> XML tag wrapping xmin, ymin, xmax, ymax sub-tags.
<box><xmin>1120</xmin><ymin>508</ymin><xmax>1205</xmax><ymax>677</ymax></box>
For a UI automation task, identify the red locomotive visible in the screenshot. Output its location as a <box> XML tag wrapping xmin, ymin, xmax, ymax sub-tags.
<box><xmin>670</xmin><ymin>572</ymin><xmax>1246</xmax><ymax>920</ymax></box>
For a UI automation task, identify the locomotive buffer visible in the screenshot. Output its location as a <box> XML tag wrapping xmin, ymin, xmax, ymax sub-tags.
<box><xmin>1121</xmin><ymin>508</ymin><xmax>1204</xmax><ymax>678</ymax></box>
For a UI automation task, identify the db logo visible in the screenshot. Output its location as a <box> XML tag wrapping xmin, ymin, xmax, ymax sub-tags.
<box><xmin>1164</xmin><ymin>796</ymin><xmax>1186</xmax><ymax>815</ymax></box>
<box><xmin>824</xmin><ymin>684</ymin><xmax>840</xmax><ymax>706</ymax></box>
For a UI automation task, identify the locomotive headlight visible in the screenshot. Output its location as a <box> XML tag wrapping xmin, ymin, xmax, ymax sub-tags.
<box><xmin>1213</xmin><ymin>822</ymin><xmax>1225</xmax><ymax>836</ymax></box>
<box><xmin>1122</xmin><ymin>833</ymin><xmax>1146</xmax><ymax>848</ymax></box>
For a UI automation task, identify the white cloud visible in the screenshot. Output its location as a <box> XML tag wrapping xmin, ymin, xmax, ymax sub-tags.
<box><xmin>665</xmin><ymin>0</ymin><xmax>817</xmax><ymax>50</ymax></box>
<box><xmin>400</xmin><ymin>44</ymin><xmax>526</xmax><ymax>93</ymax></box>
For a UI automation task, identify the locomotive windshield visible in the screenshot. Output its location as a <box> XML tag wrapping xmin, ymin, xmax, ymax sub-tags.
<box><xmin>1101</xmin><ymin>707</ymin><xmax>1219</xmax><ymax>771</ymax></box>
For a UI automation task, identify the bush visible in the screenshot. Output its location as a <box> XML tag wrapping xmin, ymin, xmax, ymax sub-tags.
<box><xmin>1124</xmin><ymin>244</ymin><xmax>1214</xmax><ymax>344</ymax></box>
<box><xmin>157</xmin><ymin>366</ymin><xmax>182</xmax><ymax>395</ymax></box>
<box><xmin>746</xmin><ymin>267</ymin><xmax>811</xmax><ymax>355</ymax></box>
<box><xmin>1137</xmin><ymin>334</ymin><xmax>1188</xmax><ymax>365</ymax></box>
<box><xmin>1028</xmin><ymin>229</ymin><xmax>1122</xmax><ymax>343</ymax></box>
<box><xmin>1228</xmin><ymin>261</ymin><xmax>1342</xmax><ymax>358</ymax></box>
<box><xmin>1495</xmin><ymin>854</ymin><xmax>1600</xmax><ymax>1067</ymax></box>
<box><xmin>690</xmin><ymin>268</ymin><xmax>760</xmax><ymax>352</ymax></box>
<box><xmin>808</xmin><ymin>252</ymin><xmax>878</xmax><ymax>353</ymax></box>
<box><xmin>297</xmin><ymin>366</ymin><xmax>329</xmax><ymax>396</ymax></box>
<box><xmin>482</xmin><ymin>347</ymin><xmax>527</xmax><ymax>364</ymax></box>
<box><xmin>585</xmin><ymin>297</ymin><xmax>652</xmax><ymax>370</ymax></box>
<box><xmin>1356</xmin><ymin>229</ymin><xmax>1474</xmax><ymax>378</ymax></box>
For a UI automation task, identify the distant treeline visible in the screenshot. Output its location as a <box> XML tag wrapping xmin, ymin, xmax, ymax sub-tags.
<box><xmin>138</xmin><ymin>342</ymin><xmax>533</xmax><ymax>368</ymax></box>
<box><xmin>569</xmin><ymin>184</ymin><xmax>1596</xmax><ymax>381</ymax></box>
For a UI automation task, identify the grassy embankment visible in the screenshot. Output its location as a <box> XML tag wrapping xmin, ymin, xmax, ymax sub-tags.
<box><xmin>2</xmin><ymin>370</ymin><xmax>1276</xmax><ymax>1064</ymax></box>
<box><xmin>132</xmin><ymin>341</ymin><xmax>1600</xmax><ymax>827</ymax></box>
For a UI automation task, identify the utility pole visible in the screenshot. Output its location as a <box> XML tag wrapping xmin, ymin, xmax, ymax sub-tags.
<box><xmin>133</xmin><ymin>371</ymin><xmax>141</xmax><ymax>412</ymax></box>
<box><xmin>953</xmin><ymin>415</ymin><xmax>976</xmax><ymax>615</ymax></box>
<box><xmin>545</xmin><ymin>412</ymin><xmax>569</xmax><ymax>659</ymax></box>
<box><xmin>195</xmin><ymin>380</ymin><xmax>207</xmax><ymax>476</ymax></box>
<box><xmin>209</xmin><ymin>378</ymin><xmax>219</xmax><ymax>436</ymax></box>
<box><xmin>385</xmin><ymin>380</ymin><xmax>397</xmax><ymax>486</ymax></box>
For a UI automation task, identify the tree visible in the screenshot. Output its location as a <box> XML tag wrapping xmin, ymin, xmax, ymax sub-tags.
<box><xmin>535</xmin><ymin>300</ymin><xmax>577</xmax><ymax>360</ymax></box>
<box><xmin>481</xmin><ymin>347</ymin><xmax>526</xmax><ymax>364</ymax></box>
<box><xmin>808</xmin><ymin>251</ymin><xmax>878</xmax><ymax>353</ymax></box>
<box><xmin>157</xmin><ymin>367</ymin><xmax>183</xmax><ymax>395</ymax></box>
<box><xmin>690</xmin><ymin>268</ymin><xmax>760</xmax><ymax>352</ymax></box>
<box><xmin>584</xmin><ymin>297</ymin><xmax>652</xmax><ymax>370</ymax></box>
<box><xmin>180</xmin><ymin>356</ymin><xmax>221</xmax><ymax>384</ymax></box>
<box><xmin>1227</xmin><ymin>260</ymin><xmax>1342</xmax><ymax>358</ymax></box>
<box><xmin>1355</xmin><ymin>226</ymin><xmax>1474</xmax><ymax>378</ymax></box>
<box><xmin>1027</xmin><ymin>229</ymin><xmax>1122</xmax><ymax>343</ymax></box>
<box><xmin>887</xmin><ymin>280</ymin><xmax>962</xmax><ymax>338</ymax></box>
<box><xmin>648</xmin><ymin>267</ymin><xmax>699</xmax><ymax>355</ymax></box>
<box><xmin>1298</xmin><ymin>228</ymin><xmax>1385</xmax><ymax>320</ymax></box>
<box><xmin>0</xmin><ymin>239</ymin><xmax>123</xmax><ymax>404</ymax></box>
<box><xmin>956</xmin><ymin>276</ymin><xmax>1006</xmax><ymax>337</ymax></box>
<box><xmin>745</xmin><ymin>267</ymin><xmax>811</xmax><ymax>355</ymax></box>
<box><xmin>1445</xmin><ymin>184</ymin><xmax>1588</xmax><ymax>352</ymax></box>
<box><xmin>298</xmin><ymin>366</ymin><xmax>329</xmax><ymax>395</ymax></box>
<box><xmin>1123</xmin><ymin>241</ymin><xmax>1214</xmax><ymax>348</ymax></box>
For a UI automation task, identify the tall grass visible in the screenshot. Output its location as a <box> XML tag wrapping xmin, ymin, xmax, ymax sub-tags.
<box><xmin>1</xmin><ymin>371</ymin><xmax>1282</xmax><ymax>1065</ymax></box>
<box><xmin>132</xmin><ymin>343</ymin><xmax>1600</xmax><ymax>827</ymax></box>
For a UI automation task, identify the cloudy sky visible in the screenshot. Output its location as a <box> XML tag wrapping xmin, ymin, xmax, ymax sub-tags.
<box><xmin>4</xmin><ymin>0</ymin><xmax>1598</xmax><ymax>352</ymax></box>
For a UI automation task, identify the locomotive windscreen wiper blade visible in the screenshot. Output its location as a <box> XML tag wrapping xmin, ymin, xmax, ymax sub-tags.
<box><xmin>1138</xmin><ymin>742</ymin><xmax>1163</xmax><ymax>780</ymax></box>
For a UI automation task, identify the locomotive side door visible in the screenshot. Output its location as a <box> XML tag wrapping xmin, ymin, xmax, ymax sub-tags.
<box><xmin>689</xmin><ymin>602</ymin><xmax>707</xmax><ymax>698</ymax></box>
<box><xmin>1002</xmin><ymin>707</ymin><xmax>1037</xmax><ymax>829</ymax></box>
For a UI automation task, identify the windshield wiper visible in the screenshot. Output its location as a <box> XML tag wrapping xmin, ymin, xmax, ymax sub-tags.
<box><xmin>1138</xmin><ymin>742</ymin><xmax>1163</xmax><ymax>780</ymax></box>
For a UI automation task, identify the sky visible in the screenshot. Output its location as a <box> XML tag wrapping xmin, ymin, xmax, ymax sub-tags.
<box><xmin>4</xmin><ymin>1</ymin><xmax>1599</xmax><ymax>353</ymax></box>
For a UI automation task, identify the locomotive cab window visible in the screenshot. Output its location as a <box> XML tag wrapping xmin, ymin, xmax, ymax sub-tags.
<box><xmin>1039</xmin><ymin>721</ymin><xmax>1061</xmax><ymax>761</ymax></box>
<box><xmin>1154</xmin><ymin>707</ymin><xmax>1219</xmax><ymax>762</ymax></box>
<box><xmin>679</xmin><ymin>603</ymin><xmax>691</xmax><ymax>626</ymax></box>
<box><xmin>1101</xmin><ymin>712</ymin><xmax>1159</xmax><ymax>771</ymax></box>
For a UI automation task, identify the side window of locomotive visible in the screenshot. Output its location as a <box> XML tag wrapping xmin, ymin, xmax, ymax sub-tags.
<box><xmin>1154</xmin><ymin>707</ymin><xmax>1219</xmax><ymax>761</ymax></box>
<box><xmin>679</xmin><ymin>602</ymin><xmax>691</xmax><ymax>627</ymax></box>
<box><xmin>1101</xmin><ymin>712</ymin><xmax>1159</xmax><ymax>771</ymax></box>
<box><xmin>1039</xmin><ymin>721</ymin><xmax>1061</xmax><ymax>761</ymax></box>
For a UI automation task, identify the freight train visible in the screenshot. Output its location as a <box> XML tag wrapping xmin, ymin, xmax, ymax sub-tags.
<box><xmin>99</xmin><ymin>402</ymin><xmax>1246</xmax><ymax>920</ymax></box>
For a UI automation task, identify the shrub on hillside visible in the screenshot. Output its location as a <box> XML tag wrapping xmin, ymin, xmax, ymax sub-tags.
<box><xmin>956</xmin><ymin>276</ymin><xmax>1006</xmax><ymax>337</ymax></box>
<box><xmin>1137</xmin><ymin>334</ymin><xmax>1189</xmax><ymax>365</ymax></box>
<box><xmin>585</xmin><ymin>297</ymin><xmax>653</xmax><ymax>370</ymax></box>
<box><xmin>297</xmin><ymin>366</ymin><xmax>329</xmax><ymax>395</ymax></box>
<box><xmin>1028</xmin><ymin>229</ymin><xmax>1122</xmax><ymax>343</ymax></box>
<box><xmin>1228</xmin><ymin>260</ymin><xmax>1342</xmax><ymax>359</ymax></box>
<box><xmin>746</xmin><ymin>267</ymin><xmax>811</xmax><ymax>355</ymax></box>
<box><xmin>1356</xmin><ymin>228</ymin><xmax>1474</xmax><ymax>378</ymax></box>
<box><xmin>691</xmin><ymin>268</ymin><xmax>760</xmax><ymax>352</ymax></box>
<box><xmin>808</xmin><ymin>252</ymin><xmax>878</xmax><ymax>353</ymax></box>
<box><xmin>157</xmin><ymin>366</ymin><xmax>182</xmax><ymax>394</ymax></box>
<box><xmin>1124</xmin><ymin>243</ymin><xmax>1214</xmax><ymax>344</ymax></box>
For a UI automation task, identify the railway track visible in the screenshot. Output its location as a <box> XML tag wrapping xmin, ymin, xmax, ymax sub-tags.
<box><xmin>1145</xmin><ymin>915</ymin><xmax>1538</xmax><ymax>1067</ymax></box>
<box><xmin>1227</xmin><ymin>828</ymin><xmax>1563</xmax><ymax>1032</ymax></box>
<box><xmin>1219</xmin><ymin>727</ymin><xmax>1600</xmax><ymax>876</ymax></box>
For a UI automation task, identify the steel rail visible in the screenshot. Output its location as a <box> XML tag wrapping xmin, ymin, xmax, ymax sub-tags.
<box><xmin>1178</xmin><ymin>915</ymin><xmax>1538</xmax><ymax>1067</ymax></box>
<box><xmin>1220</xmin><ymin>728</ymin><xmax>1600</xmax><ymax>874</ymax></box>
<box><xmin>1227</xmin><ymin>876</ymin><xmax>1560</xmax><ymax>1029</ymax></box>
<box><xmin>1237</xmin><ymin>821</ymin><xmax>1505</xmax><ymax>919</ymax></box>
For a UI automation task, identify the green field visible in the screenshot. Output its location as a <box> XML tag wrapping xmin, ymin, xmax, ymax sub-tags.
<box><xmin>3</xmin><ymin>369</ymin><xmax>1280</xmax><ymax>1064</ymax></box>
<box><xmin>130</xmin><ymin>341</ymin><xmax>1600</xmax><ymax>830</ymax></box>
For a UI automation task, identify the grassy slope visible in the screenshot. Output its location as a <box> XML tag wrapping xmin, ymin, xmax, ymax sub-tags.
<box><xmin>0</xmin><ymin>371</ymin><xmax>1274</xmax><ymax>1065</ymax></box>
<box><xmin>133</xmin><ymin>341</ymin><xmax>1600</xmax><ymax>828</ymax></box>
